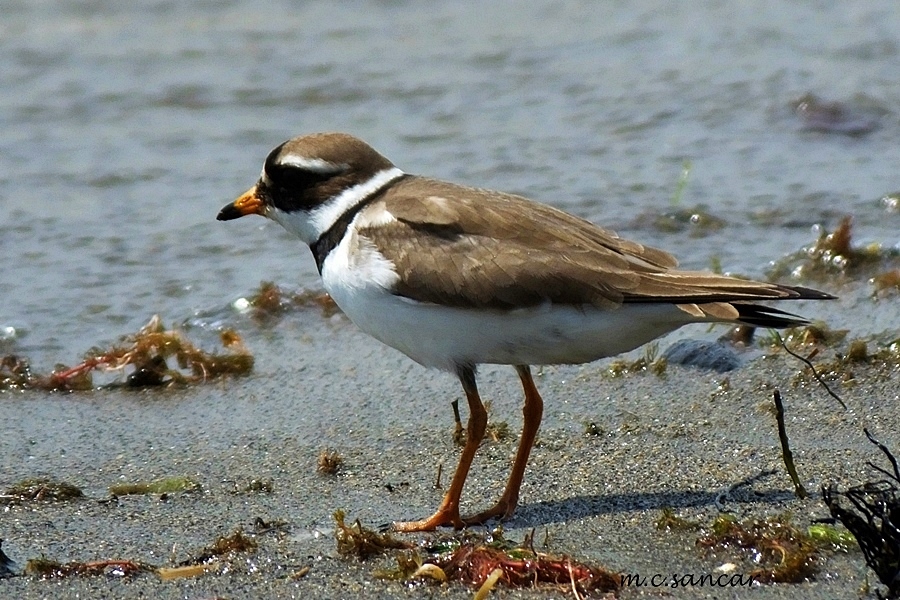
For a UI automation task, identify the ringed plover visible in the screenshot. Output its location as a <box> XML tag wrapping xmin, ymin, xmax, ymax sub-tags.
<box><xmin>218</xmin><ymin>132</ymin><xmax>833</xmax><ymax>532</ymax></box>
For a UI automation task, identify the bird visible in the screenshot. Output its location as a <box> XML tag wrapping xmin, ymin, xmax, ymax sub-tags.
<box><xmin>217</xmin><ymin>132</ymin><xmax>833</xmax><ymax>532</ymax></box>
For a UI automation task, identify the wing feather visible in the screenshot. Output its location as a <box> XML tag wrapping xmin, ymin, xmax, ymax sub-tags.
<box><xmin>355</xmin><ymin>178</ymin><xmax>828</xmax><ymax>311</ymax></box>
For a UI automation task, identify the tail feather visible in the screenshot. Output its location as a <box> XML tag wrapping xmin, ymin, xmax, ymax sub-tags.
<box><xmin>733</xmin><ymin>303</ymin><xmax>813</xmax><ymax>328</ymax></box>
<box><xmin>733</xmin><ymin>283</ymin><xmax>834</xmax><ymax>328</ymax></box>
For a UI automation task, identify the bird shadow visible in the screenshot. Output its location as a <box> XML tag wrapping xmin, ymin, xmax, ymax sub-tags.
<box><xmin>511</xmin><ymin>471</ymin><xmax>805</xmax><ymax>527</ymax></box>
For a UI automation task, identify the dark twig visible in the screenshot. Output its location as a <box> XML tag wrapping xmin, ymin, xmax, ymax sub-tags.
<box><xmin>865</xmin><ymin>428</ymin><xmax>900</xmax><ymax>483</ymax></box>
<box><xmin>776</xmin><ymin>331</ymin><xmax>847</xmax><ymax>409</ymax></box>
<box><xmin>773</xmin><ymin>390</ymin><xmax>807</xmax><ymax>498</ymax></box>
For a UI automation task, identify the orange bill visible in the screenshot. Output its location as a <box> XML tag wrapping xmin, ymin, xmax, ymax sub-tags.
<box><xmin>217</xmin><ymin>186</ymin><xmax>265</xmax><ymax>221</ymax></box>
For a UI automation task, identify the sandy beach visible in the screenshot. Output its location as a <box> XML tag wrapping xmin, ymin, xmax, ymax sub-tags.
<box><xmin>2</xmin><ymin>308</ymin><xmax>898</xmax><ymax>598</ymax></box>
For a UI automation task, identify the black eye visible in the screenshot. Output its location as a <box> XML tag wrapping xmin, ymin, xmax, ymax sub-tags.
<box><xmin>263</xmin><ymin>144</ymin><xmax>347</xmax><ymax>190</ymax></box>
<box><xmin>266</xmin><ymin>163</ymin><xmax>333</xmax><ymax>190</ymax></box>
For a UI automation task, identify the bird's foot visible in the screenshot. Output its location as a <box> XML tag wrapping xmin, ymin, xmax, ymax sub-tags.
<box><xmin>392</xmin><ymin>506</ymin><xmax>464</xmax><ymax>532</ymax></box>
<box><xmin>461</xmin><ymin>496</ymin><xmax>517</xmax><ymax>526</ymax></box>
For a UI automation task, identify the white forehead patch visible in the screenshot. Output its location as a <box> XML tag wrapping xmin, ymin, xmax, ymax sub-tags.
<box><xmin>276</xmin><ymin>155</ymin><xmax>348</xmax><ymax>174</ymax></box>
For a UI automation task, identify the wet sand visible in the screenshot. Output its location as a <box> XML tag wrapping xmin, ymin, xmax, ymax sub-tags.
<box><xmin>2</xmin><ymin>308</ymin><xmax>896</xmax><ymax>599</ymax></box>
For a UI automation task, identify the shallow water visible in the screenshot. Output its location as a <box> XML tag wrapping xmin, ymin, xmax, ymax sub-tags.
<box><xmin>2</xmin><ymin>0</ymin><xmax>899</xmax><ymax>370</ymax></box>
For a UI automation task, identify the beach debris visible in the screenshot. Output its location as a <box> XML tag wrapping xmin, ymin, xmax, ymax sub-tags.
<box><xmin>767</xmin><ymin>215</ymin><xmax>900</xmax><ymax>284</ymax></box>
<box><xmin>671</xmin><ymin>159</ymin><xmax>692</xmax><ymax>205</ymax></box>
<box><xmin>238</xmin><ymin>281</ymin><xmax>340</xmax><ymax>320</ymax></box>
<box><xmin>714</xmin><ymin>470</ymin><xmax>778</xmax><ymax>511</ymax></box>
<box><xmin>109</xmin><ymin>476</ymin><xmax>201</xmax><ymax>497</ymax></box>
<box><xmin>583</xmin><ymin>422</ymin><xmax>603</xmax><ymax>437</ymax></box>
<box><xmin>334</xmin><ymin>512</ymin><xmax>620</xmax><ymax>596</ymax></box>
<box><xmin>719</xmin><ymin>324</ymin><xmax>756</xmax><ymax>346</ymax></box>
<box><xmin>606</xmin><ymin>343</ymin><xmax>667</xmax><ymax>377</ymax></box>
<box><xmin>451</xmin><ymin>399</ymin><xmax>465</xmax><ymax>446</ymax></box>
<box><xmin>630</xmin><ymin>204</ymin><xmax>727</xmax><ymax>237</ymax></box>
<box><xmin>374</xmin><ymin>527</ymin><xmax>621</xmax><ymax>597</ymax></box>
<box><xmin>23</xmin><ymin>528</ymin><xmax>259</xmax><ymax>582</ymax></box>
<box><xmin>882</xmin><ymin>192</ymin><xmax>900</xmax><ymax>213</ymax></box>
<box><xmin>0</xmin><ymin>315</ymin><xmax>253</xmax><ymax>392</ymax></box>
<box><xmin>0</xmin><ymin>540</ymin><xmax>18</xmax><ymax>578</ymax></box>
<box><xmin>252</xmin><ymin>517</ymin><xmax>290</xmax><ymax>535</ymax></box>
<box><xmin>0</xmin><ymin>355</ymin><xmax>35</xmax><ymax>390</ymax></box>
<box><xmin>334</xmin><ymin>510</ymin><xmax>412</xmax><ymax>560</ymax></box>
<box><xmin>697</xmin><ymin>514</ymin><xmax>818</xmax><ymax>583</ymax></box>
<box><xmin>25</xmin><ymin>558</ymin><xmax>151</xmax><ymax>579</ymax></box>
<box><xmin>317</xmin><ymin>449</ymin><xmax>343</xmax><ymax>475</ymax></box>
<box><xmin>157</xmin><ymin>563</ymin><xmax>218</xmax><ymax>581</ymax></box>
<box><xmin>434</xmin><ymin>464</ymin><xmax>443</xmax><ymax>489</ymax></box>
<box><xmin>662</xmin><ymin>339</ymin><xmax>741</xmax><ymax>372</ymax></box>
<box><xmin>656</xmin><ymin>508</ymin><xmax>700</xmax><ymax>532</ymax></box>
<box><xmin>823</xmin><ymin>429</ymin><xmax>900</xmax><ymax>599</ymax></box>
<box><xmin>240</xmin><ymin>478</ymin><xmax>275</xmax><ymax>494</ymax></box>
<box><xmin>450</xmin><ymin>399</ymin><xmax>510</xmax><ymax>447</ymax></box>
<box><xmin>473</xmin><ymin>567</ymin><xmax>503</xmax><ymax>599</ymax></box>
<box><xmin>782</xmin><ymin>333</ymin><xmax>900</xmax><ymax>390</ymax></box>
<box><xmin>806</xmin><ymin>524</ymin><xmax>857</xmax><ymax>551</ymax></box>
<box><xmin>3</xmin><ymin>478</ymin><xmax>84</xmax><ymax>504</ymax></box>
<box><xmin>288</xmin><ymin>565</ymin><xmax>311</xmax><ymax>579</ymax></box>
<box><xmin>872</xmin><ymin>268</ymin><xmax>900</xmax><ymax>297</ymax></box>
<box><xmin>770</xmin><ymin>323</ymin><xmax>849</xmax><ymax>351</ymax></box>
<box><xmin>178</xmin><ymin>529</ymin><xmax>258</xmax><ymax>567</ymax></box>
<box><xmin>772</xmin><ymin>390</ymin><xmax>807</xmax><ymax>498</ymax></box>
<box><xmin>792</xmin><ymin>93</ymin><xmax>881</xmax><ymax>136</ymax></box>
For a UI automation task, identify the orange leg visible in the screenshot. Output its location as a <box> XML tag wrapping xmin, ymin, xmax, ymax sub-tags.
<box><xmin>392</xmin><ymin>365</ymin><xmax>487</xmax><ymax>532</ymax></box>
<box><xmin>462</xmin><ymin>364</ymin><xmax>544</xmax><ymax>525</ymax></box>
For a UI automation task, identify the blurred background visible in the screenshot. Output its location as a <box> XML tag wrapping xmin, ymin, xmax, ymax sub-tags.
<box><xmin>2</xmin><ymin>0</ymin><xmax>898</xmax><ymax>370</ymax></box>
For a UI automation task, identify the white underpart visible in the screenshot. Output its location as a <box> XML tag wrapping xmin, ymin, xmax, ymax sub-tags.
<box><xmin>322</xmin><ymin>207</ymin><xmax>715</xmax><ymax>372</ymax></box>
<box><xmin>267</xmin><ymin>167</ymin><xmax>405</xmax><ymax>244</ymax></box>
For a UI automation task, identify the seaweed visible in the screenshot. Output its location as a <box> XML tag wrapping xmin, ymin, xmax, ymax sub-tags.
<box><xmin>630</xmin><ymin>205</ymin><xmax>727</xmax><ymax>237</ymax></box>
<box><xmin>333</xmin><ymin>510</ymin><xmax>412</xmax><ymax>560</ymax></box>
<box><xmin>768</xmin><ymin>323</ymin><xmax>849</xmax><ymax>351</ymax></box>
<box><xmin>788</xmin><ymin>335</ymin><xmax>900</xmax><ymax>388</ymax></box>
<box><xmin>0</xmin><ymin>315</ymin><xmax>253</xmax><ymax>392</ymax></box>
<box><xmin>177</xmin><ymin>529</ymin><xmax>258</xmax><ymax>567</ymax></box>
<box><xmin>873</xmin><ymin>269</ymin><xmax>900</xmax><ymax>297</ymax></box>
<box><xmin>792</xmin><ymin>93</ymin><xmax>881</xmax><ymax>136</ymax></box>
<box><xmin>25</xmin><ymin>558</ymin><xmax>151</xmax><ymax>578</ymax></box>
<box><xmin>371</xmin><ymin>526</ymin><xmax>621</xmax><ymax>597</ymax></box>
<box><xmin>3</xmin><ymin>478</ymin><xmax>84</xmax><ymax>504</ymax></box>
<box><xmin>241</xmin><ymin>281</ymin><xmax>340</xmax><ymax>320</ymax></box>
<box><xmin>241</xmin><ymin>478</ymin><xmax>274</xmax><ymax>494</ymax></box>
<box><xmin>823</xmin><ymin>429</ymin><xmax>900</xmax><ymax>598</ymax></box>
<box><xmin>697</xmin><ymin>514</ymin><xmax>818</xmax><ymax>583</ymax></box>
<box><xmin>109</xmin><ymin>476</ymin><xmax>201</xmax><ymax>496</ymax></box>
<box><xmin>333</xmin><ymin>513</ymin><xmax>619</xmax><ymax>596</ymax></box>
<box><xmin>606</xmin><ymin>343</ymin><xmax>667</xmax><ymax>377</ymax></box>
<box><xmin>656</xmin><ymin>508</ymin><xmax>700</xmax><ymax>532</ymax></box>
<box><xmin>806</xmin><ymin>524</ymin><xmax>857</xmax><ymax>551</ymax></box>
<box><xmin>317</xmin><ymin>449</ymin><xmax>343</xmax><ymax>475</ymax></box>
<box><xmin>767</xmin><ymin>215</ymin><xmax>900</xmax><ymax>284</ymax></box>
<box><xmin>0</xmin><ymin>355</ymin><xmax>35</xmax><ymax>389</ymax></box>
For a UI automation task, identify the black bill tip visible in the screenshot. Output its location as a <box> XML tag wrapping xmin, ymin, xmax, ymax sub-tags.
<box><xmin>217</xmin><ymin>203</ymin><xmax>243</xmax><ymax>221</ymax></box>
